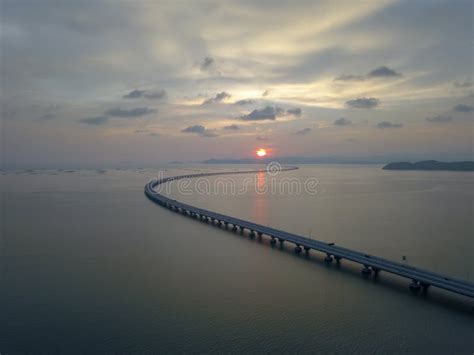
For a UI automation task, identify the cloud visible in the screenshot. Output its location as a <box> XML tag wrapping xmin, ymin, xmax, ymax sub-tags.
<box><xmin>149</xmin><ymin>132</ymin><xmax>159</xmax><ymax>137</ymax></box>
<box><xmin>334</xmin><ymin>74</ymin><xmax>365</xmax><ymax>81</ymax></box>
<box><xmin>262</xmin><ymin>89</ymin><xmax>271</xmax><ymax>97</ymax></box>
<box><xmin>295</xmin><ymin>127</ymin><xmax>312</xmax><ymax>135</ymax></box>
<box><xmin>123</xmin><ymin>89</ymin><xmax>167</xmax><ymax>100</ymax></box>
<box><xmin>181</xmin><ymin>124</ymin><xmax>218</xmax><ymax>137</ymax></box>
<box><xmin>182</xmin><ymin>125</ymin><xmax>205</xmax><ymax>134</ymax></box>
<box><xmin>426</xmin><ymin>115</ymin><xmax>453</xmax><ymax>123</ymax></box>
<box><xmin>454</xmin><ymin>80</ymin><xmax>473</xmax><ymax>88</ymax></box>
<box><xmin>134</xmin><ymin>129</ymin><xmax>149</xmax><ymax>133</ymax></box>
<box><xmin>287</xmin><ymin>107</ymin><xmax>302</xmax><ymax>116</ymax></box>
<box><xmin>453</xmin><ymin>104</ymin><xmax>473</xmax><ymax>112</ymax></box>
<box><xmin>223</xmin><ymin>124</ymin><xmax>240</xmax><ymax>130</ymax></box>
<box><xmin>334</xmin><ymin>117</ymin><xmax>352</xmax><ymax>126</ymax></box>
<box><xmin>335</xmin><ymin>66</ymin><xmax>401</xmax><ymax>81</ymax></box>
<box><xmin>104</xmin><ymin>107</ymin><xmax>157</xmax><ymax>117</ymax></box>
<box><xmin>240</xmin><ymin>106</ymin><xmax>284</xmax><ymax>121</ymax></box>
<box><xmin>200</xmin><ymin>57</ymin><xmax>214</xmax><ymax>71</ymax></box>
<box><xmin>79</xmin><ymin>116</ymin><xmax>109</xmax><ymax>125</ymax></box>
<box><xmin>346</xmin><ymin>97</ymin><xmax>379</xmax><ymax>109</ymax></box>
<box><xmin>376</xmin><ymin>121</ymin><xmax>403</xmax><ymax>129</ymax></box>
<box><xmin>367</xmin><ymin>66</ymin><xmax>401</xmax><ymax>78</ymax></box>
<box><xmin>202</xmin><ymin>91</ymin><xmax>231</xmax><ymax>105</ymax></box>
<box><xmin>234</xmin><ymin>99</ymin><xmax>255</xmax><ymax>105</ymax></box>
<box><xmin>256</xmin><ymin>135</ymin><xmax>268</xmax><ymax>141</ymax></box>
<box><xmin>123</xmin><ymin>89</ymin><xmax>147</xmax><ymax>99</ymax></box>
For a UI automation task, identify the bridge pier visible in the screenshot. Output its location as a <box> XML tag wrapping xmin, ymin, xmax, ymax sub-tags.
<box><xmin>294</xmin><ymin>244</ymin><xmax>302</xmax><ymax>254</ymax></box>
<box><xmin>324</xmin><ymin>254</ymin><xmax>333</xmax><ymax>263</ymax></box>
<box><xmin>304</xmin><ymin>246</ymin><xmax>310</xmax><ymax>254</ymax></box>
<box><xmin>334</xmin><ymin>255</ymin><xmax>342</xmax><ymax>263</ymax></box>
<box><xmin>232</xmin><ymin>225</ymin><xmax>237</xmax><ymax>232</ymax></box>
<box><xmin>249</xmin><ymin>231</ymin><xmax>256</xmax><ymax>238</ymax></box>
<box><xmin>270</xmin><ymin>237</ymin><xmax>276</xmax><ymax>245</ymax></box>
<box><xmin>421</xmin><ymin>282</ymin><xmax>431</xmax><ymax>293</ymax></box>
<box><xmin>278</xmin><ymin>238</ymin><xmax>285</xmax><ymax>245</ymax></box>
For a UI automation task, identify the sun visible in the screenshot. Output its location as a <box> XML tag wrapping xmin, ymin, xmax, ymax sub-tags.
<box><xmin>256</xmin><ymin>148</ymin><xmax>267</xmax><ymax>157</ymax></box>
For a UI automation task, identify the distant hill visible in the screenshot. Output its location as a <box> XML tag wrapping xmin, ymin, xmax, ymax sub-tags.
<box><xmin>383</xmin><ymin>160</ymin><xmax>474</xmax><ymax>171</ymax></box>
<box><xmin>202</xmin><ymin>156</ymin><xmax>385</xmax><ymax>164</ymax></box>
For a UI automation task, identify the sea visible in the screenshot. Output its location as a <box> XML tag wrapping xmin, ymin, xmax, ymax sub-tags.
<box><xmin>1</xmin><ymin>164</ymin><xmax>473</xmax><ymax>353</ymax></box>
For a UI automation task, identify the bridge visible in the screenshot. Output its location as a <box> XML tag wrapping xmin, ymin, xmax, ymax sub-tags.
<box><xmin>144</xmin><ymin>167</ymin><xmax>474</xmax><ymax>299</ymax></box>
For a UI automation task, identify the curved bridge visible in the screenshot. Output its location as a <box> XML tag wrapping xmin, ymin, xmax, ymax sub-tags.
<box><xmin>145</xmin><ymin>167</ymin><xmax>474</xmax><ymax>299</ymax></box>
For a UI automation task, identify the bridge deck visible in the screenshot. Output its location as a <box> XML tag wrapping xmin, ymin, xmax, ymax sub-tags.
<box><xmin>144</xmin><ymin>168</ymin><xmax>474</xmax><ymax>299</ymax></box>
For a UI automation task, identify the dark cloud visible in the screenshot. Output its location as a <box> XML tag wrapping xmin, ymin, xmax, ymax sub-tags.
<box><xmin>256</xmin><ymin>135</ymin><xmax>268</xmax><ymax>141</ymax></box>
<box><xmin>262</xmin><ymin>89</ymin><xmax>271</xmax><ymax>97</ymax></box>
<box><xmin>79</xmin><ymin>116</ymin><xmax>108</xmax><ymax>125</ymax></box>
<box><xmin>367</xmin><ymin>66</ymin><xmax>401</xmax><ymax>77</ymax></box>
<box><xmin>181</xmin><ymin>125</ymin><xmax>217</xmax><ymax>137</ymax></box>
<box><xmin>202</xmin><ymin>91</ymin><xmax>231</xmax><ymax>105</ymax></box>
<box><xmin>104</xmin><ymin>107</ymin><xmax>157</xmax><ymax>117</ymax></box>
<box><xmin>453</xmin><ymin>104</ymin><xmax>473</xmax><ymax>112</ymax></box>
<box><xmin>335</xmin><ymin>66</ymin><xmax>401</xmax><ymax>81</ymax></box>
<box><xmin>426</xmin><ymin>115</ymin><xmax>452</xmax><ymax>123</ymax></box>
<box><xmin>234</xmin><ymin>99</ymin><xmax>255</xmax><ymax>105</ymax></box>
<box><xmin>200</xmin><ymin>57</ymin><xmax>214</xmax><ymax>71</ymax></box>
<box><xmin>224</xmin><ymin>124</ymin><xmax>240</xmax><ymax>130</ymax></box>
<box><xmin>182</xmin><ymin>125</ymin><xmax>205</xmax><ymax>134</ymax></box>
<box><xmin>334</xmin><ymin>74</ymin><xmax>365</xmax><ymax>81</ymax></box>
<box><xmin>346</xmin><ymin>97</ymin><xmax>379</xmax><ymax>109</ymax></box>
<box><xmin>295</xmin><ymin>127</ymin><xmax>312</xmax><ymax>135</ymax></box>
<box><xmin>123</xmin><ymin>89</ymin><xmax>167</xmax><ymax>100</ymax></box>
<box><xmin>240</xmin><ymin>106</ymin><xmax>284</xmax><ymax>121</ymax></box>
<box><xmin>123</xmin><ymin>89</ymin><xmax>147</xmax><ymax>99</ymax></box>
<box><xmin>453</xmin><ymin>80</ymin><xmax>473</xmax><ymax>88</ymax></box>
<box><xmin>334</xmin><ymin>117</ymin><xmax>352</xmax><ymax>126</ymax></box>
<box><xmin>376</xmin><ymin>121</ymin><xmax>403</xmax><ymax>129</ymax></box>
<box><xmin>287</xmin><ymin>107</ymin><xmax>302</xmax><ymax>116</ymax></box>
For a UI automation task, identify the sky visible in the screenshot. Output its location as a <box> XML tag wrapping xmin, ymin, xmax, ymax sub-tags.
<box><xmin>1</xmin><ymin>0</ymin><xmax>473</xmax><ymax>167</ymax></box>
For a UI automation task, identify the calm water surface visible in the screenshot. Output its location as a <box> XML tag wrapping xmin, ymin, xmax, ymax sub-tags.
<box><xmin>1</xmin><ymin>165</ymin><xmax>473</xmax><ymax>353</ymax></box>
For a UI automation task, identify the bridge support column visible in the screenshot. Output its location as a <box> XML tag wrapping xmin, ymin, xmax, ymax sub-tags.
<box><xmin>372</xmin><ymin>267</ymin><xmax>380</xmax><ymax>277</ymax></box>
<box><xmin>278</xmin><ymin>238</ymin><xmax>284</xmax><ymax>245</ymax></box>
<box><xmin>257</xmin><ymin>232</ymin><xmax>263</xmax><ymax>239</ymax></box>
<box><xmin>325</xmin><ymin>254</ymin><xmax>333</xmax><ymax>263</ymax></box>
<box><xmin>361</xmin><ymin>265</ymin><xmax>372</xmax><ymax>276</ymax></box>
<box><xmin>270</xmin><ymin>237</ymin><xmax>276</xmax><ymax>245</ymax></box>
<box><xmin>294</xmin><ymin>245</ymin><xmax>302</xmax><ymax>254</ymax></box>
<box><xmin>421</xmin><ymin>282</ymin><xmax>430</xmax><ymax>293</ymax></box>
<box><xmin>232</xmin><ymin>225</ymin><xmax>237</xmax><ymax>232</ymax></box>
<box><xmin>249</xmin><ymin>231</ymin><xmax>256</xmax><ymax>238</ymax></box>
<box><xmin>304</xmin><ymin>246</ymin><xmax>310</xmax><ymax>254</ymax></box>
<box><xmin>334</xmin><ymin>256</ymin><xmax>342</xmax><ymax>263</ymax></box>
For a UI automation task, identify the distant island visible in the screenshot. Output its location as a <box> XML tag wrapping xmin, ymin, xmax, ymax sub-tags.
<box><xmin>383</xmin><ymin>160</ymin><xmax>474</xmax><ymax>171</ymax></box>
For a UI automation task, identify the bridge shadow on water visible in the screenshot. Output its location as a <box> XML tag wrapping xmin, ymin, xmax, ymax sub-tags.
<box><xmin>160</xmin><ymin>204</ymin><xmax>474</xmax><ymax>316</ymax></box>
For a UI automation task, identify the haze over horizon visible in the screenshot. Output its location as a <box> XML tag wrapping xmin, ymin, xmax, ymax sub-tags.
<box><xmin>1</xmin><ymin>0</ymin><xmax>473</xmax><ymax>168</ymax></box>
